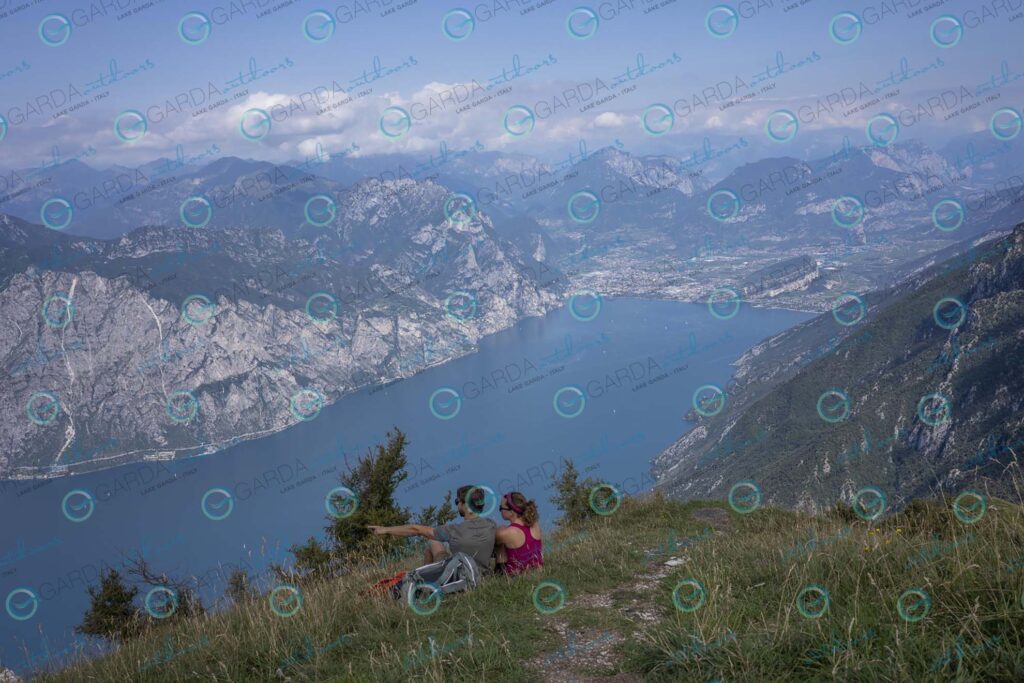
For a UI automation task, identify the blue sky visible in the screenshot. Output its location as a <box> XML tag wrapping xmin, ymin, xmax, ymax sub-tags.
<box><xmin>0</xmin><ymin>0</ymin><xmax>1021</xmax><ymax>171</ymax></box>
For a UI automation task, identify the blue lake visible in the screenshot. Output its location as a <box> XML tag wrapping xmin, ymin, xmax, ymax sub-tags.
<box><xmin>0</xmin><ymin>297</ymin><xmax>811</xmax><ymax>675</ymax></box>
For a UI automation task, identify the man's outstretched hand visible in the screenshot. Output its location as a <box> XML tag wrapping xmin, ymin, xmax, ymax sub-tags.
<box><xmin>368</xmin><ymin>526</ymin><xmax>387</xmax><ymax>535</ymax></box>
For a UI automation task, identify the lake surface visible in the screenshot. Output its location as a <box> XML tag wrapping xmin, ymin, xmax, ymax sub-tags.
<box><xmin>0</xmin><ymin>297</ymin><xmax>811</xmax><ymax>675</ymax></box>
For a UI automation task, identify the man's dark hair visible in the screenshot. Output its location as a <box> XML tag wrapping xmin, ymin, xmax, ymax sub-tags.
<box><xmin>456</xmin><ymin>485</ymin><xmax>486</xmax><ymax>514</ymax></box>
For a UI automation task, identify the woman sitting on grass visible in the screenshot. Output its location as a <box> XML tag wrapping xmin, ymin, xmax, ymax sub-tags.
<box><xmin>494</xmin><ymin>492</ymin><xmax>543</xmax><ymax>576</ymax></box>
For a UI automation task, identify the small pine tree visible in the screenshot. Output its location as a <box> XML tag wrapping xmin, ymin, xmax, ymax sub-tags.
<box><xmin>76</xmin><ymin>568</ymin><xmax>139</xmax><ymax>643</ymax></box>
<box><xmin>283</xmin><ymin>537</ymin><xmax>336</xmax><ymax>583</ymax></box>
<box><xmin>417</xmin><ymin>490</ymin><xmax>456</xmax><ymax>527</ymax></box>
<box><xmin>550</xmin><ymin>458</ymin><xmax>601</xmax><ymax>525</ymax></box>
<box><xmin>225</xmin><ymin>568</ymin><xmax>255</xmax><ymax>604</ymax></box>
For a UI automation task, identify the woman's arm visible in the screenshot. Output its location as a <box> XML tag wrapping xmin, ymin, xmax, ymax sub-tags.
<box><xmin>368</xmin><ymin>524</ymin><xmax>437</xmax><ymax>539</ymax></box>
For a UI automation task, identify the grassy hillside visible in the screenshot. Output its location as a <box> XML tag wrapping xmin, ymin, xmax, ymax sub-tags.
<box><xmin>31</xmin><ymin>492</ymin><xmax>1024</xmax><ymax>682</ymax></box>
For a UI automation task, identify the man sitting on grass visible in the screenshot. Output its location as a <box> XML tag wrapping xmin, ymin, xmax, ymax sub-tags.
<box><xmin>369</xmin><ymin>485</ymin><xmax>496</xmax><ymax>574</ymax></box>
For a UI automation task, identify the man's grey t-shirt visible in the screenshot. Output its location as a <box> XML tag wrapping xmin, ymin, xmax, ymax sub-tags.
<box><xmin>434</xmin><ymin>516</ymin><xmax>496</xmax><ymax>573</ymax></box>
